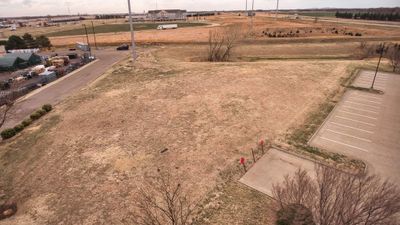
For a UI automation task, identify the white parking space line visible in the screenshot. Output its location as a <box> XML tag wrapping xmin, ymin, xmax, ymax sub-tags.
<box><xmin>325</xmin><ymin>129</ymin><xmax>372</xmax><ymax>142</ymax></box>
<box><xmin>329</xmin><ymin>122</ymin><xmax>374</xmax><ymax>134</ymax></box>
<box><xmin>353</xmin><ymin>94</ymin><xmax>383</xmax><ymax>100</ymax></box>
<box><xmin>357</xmin><ymin>78</ymin><xmax>387</xmax><ymax>82</ymax></box>
<box><xmin>320</xmin><ymin>137</ymin><xmax>369</xmax><ymax>152</ymax></box>
<box><xmin>342</xmin><ymin>105</ymin><xmax>379</xmax><ymax>114</ymax></box>
<box><xmin>348</xmin><ymin>97</ymin><xmax>381</xmax><ymax>104</ymax></box>
<box><xmin>338</xmin><ymin>110</ymin><xmax>378</xmax><ymax>120</ymax></box>
<box><xmin>335</xmin><ymin>116</ymin><xmax>376</xmax><ymax>126</ymax></box>
<box><xmin>345</xmin><ymin>101</ymin><xmax>380</xmax><ymax>109</ymax></box>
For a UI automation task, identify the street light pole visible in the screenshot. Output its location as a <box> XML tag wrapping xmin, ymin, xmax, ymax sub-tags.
<box><xmin>127</xmin><ymin>0</ymin><xmax>136</xmax><ymax>63</ymax></box>
<box><xmin>372</xmin><ymin>43</ymin><xmax>385</xmax><ymax>89</ymax></box>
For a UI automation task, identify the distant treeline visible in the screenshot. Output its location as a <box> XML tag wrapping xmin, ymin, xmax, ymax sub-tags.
<box><xmin>335</xmin><ymin>11</ymin><xmax>400</xmax><ymax>21</ymax></box>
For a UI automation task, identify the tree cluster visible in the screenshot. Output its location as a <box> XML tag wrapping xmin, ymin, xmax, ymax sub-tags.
<box><xmin>4</xmin><ymin>33</ymin><xmax>52</xmax><ymax>51</ymax></box>
<box><xmin>273</xmin><ymin>166</ymin><xmax>400</xmax><ymax>225</ymax></box>
<box><xmin>359</xmin><ymin>42</ymin><xmax>400</xmax><ymax>72</ymax></box>
<box><xmin>335</xmin><ymin>11</ymin><xmax>400</xmax><ymax>21</ymax></box>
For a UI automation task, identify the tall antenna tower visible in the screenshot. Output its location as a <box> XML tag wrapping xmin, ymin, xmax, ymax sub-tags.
<box><xmin>275</xmin><ymin>0</ymin><xmax>279</xmax><ymax>18</ymax></box>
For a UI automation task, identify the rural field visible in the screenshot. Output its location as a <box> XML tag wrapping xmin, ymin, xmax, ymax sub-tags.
<box><xmin>43</xmin><ymin>13</ymin><xmax>400</xmax><ymax>47</ymax></box>
<box><xmin>1</xmin><ymin>12</ymin><xmax>400</xmax><ymax>224</ymax></box>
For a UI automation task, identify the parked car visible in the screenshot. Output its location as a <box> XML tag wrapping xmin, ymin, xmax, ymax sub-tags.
<box><xmin>116</xmin><ymin>44</ymin><xmax>129</xmax><ymax>51</ymax></box>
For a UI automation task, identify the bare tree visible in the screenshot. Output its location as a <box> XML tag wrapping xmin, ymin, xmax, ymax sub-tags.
<box><xmin>273</xmin><ymin>166</ymin><xmax>400</xmax><ymax>225</ymax></box>
<box><xmin>207</xmin><ymin>25</ymin><xmax>243</xmax><ymax>62</ymax></box>
<box><xmin>386</xmin><ymin>43</ymin><xmax>400</xmax><ymax>72</ymax></box>
<box><xmin>0</xmin><ymin>100</ymin><xmax>14</xmax><ymax>129</ymax></box>
<box><xmin>133</xmin><ymin>172</ymin><xmax>195</xmax><ymax>225</ymax></box>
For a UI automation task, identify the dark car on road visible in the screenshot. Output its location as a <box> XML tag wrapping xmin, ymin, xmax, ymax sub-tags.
<box><xmin>116</xmin><ymin>44</ymin><xmax>129</xmax><ymax>51</ymax></box>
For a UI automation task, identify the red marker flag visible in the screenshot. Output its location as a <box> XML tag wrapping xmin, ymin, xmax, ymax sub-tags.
<box><xmin>240</xmin><ymin>157</ymin><xmax>245</xmax><ymax>165</ymax></box>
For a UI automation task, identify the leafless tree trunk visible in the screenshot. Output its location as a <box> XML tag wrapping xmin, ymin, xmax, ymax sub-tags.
<box><xmin>132</xmin><ymin>172</ymin><xmax>195</xmax><ymax>225</ymax></box>
<box><xmin>386</xmin><ymin>43</ymin><xmax>400</xmax><ymax>72</ymax></box>
<box><xmin>273</xmin><ymin>166</ymin><xmax>400</xmax><ymax>225</ymax></box>
<box><xmin>0</xmin><ymin>99</ymin><xmax>14</xmax><ymax>129</ymax></box>
<box><xmin>208</xmin><ymin>25</ymin><xmax>242</xmax><ymax>62</ymax></box>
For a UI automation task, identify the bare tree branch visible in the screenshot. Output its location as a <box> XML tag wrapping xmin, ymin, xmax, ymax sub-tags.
<box><xmin>273</xmin><ymin>165</ymin><xmax>400</xmax><ymax>225</ymax></box>
<box><xmin>133</xmin><ymin>172</ymin><xmax>195</xmax><ymax>225</ymax></box>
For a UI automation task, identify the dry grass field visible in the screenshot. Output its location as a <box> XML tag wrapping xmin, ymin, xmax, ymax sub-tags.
<box><xmin>43</xmin><ymin>13</ymin><xmax>400</xmax><ymax>47</ymax></box>
<box><xmin>0</xmin><ymin>42</ymin><xmax>382</xmax><ymax>224</ymax></box>
<box><xmin>0</xmin><ymin>12</ymin><xmax>398</xmax><ymax>225</ymax></box>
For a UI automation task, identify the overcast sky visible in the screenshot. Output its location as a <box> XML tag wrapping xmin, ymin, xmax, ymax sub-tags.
<box><xmin>0</xmin><ymin>0</ymin><xmax>399</xmax><ymax>17</ymax></box>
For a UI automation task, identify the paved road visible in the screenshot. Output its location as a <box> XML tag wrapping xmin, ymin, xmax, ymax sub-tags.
<box><xmin>3</xmin><ymin>49</ymin><xmax>127</xmax><ymax>129</ymax></box>
<box><xmin>310</xmin><ymin>70</ymin><xmax>400</xmax><ymax>184</ymax></box>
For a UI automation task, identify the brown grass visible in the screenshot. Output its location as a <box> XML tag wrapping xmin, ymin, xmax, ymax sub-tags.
<box><xmin>0</xmin><ymin>43</ymin><xmax>378</xmax><ymax>224</ymax></box>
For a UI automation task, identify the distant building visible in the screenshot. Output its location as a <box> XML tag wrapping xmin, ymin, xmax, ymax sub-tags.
<box><xmin>49</xmin><ymin>16</ymin><xmax>81</xmax><ymax>23</ymax></box>
<box><xmin>148</xmin><ymin>9</ymin><xmax>187</xmax><ymax>21</ymax></box>
<box><xmin>125</xmin><ymin>13</ymin><xmax>148</xmax><ymax>22</ymax></box>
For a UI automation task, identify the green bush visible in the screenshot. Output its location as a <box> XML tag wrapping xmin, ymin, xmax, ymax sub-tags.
<box><xmin>1</xmin><ymin>128</ymin><xmax>17</xmax><ymax>139</ymax></box>
<box><xmin>277</xmin><ymin>204</ymin><xmax>315</xmax><ymax>225</ymax></box>
<box><xmin>14</xmin><ymin>124</ymin><xmax>24</xmax><ymax>133</ymax></box>
<box><xmin>22</xmin><ymin>118</ymin><xmax>33</xmax><ymax>127</ymax></box>
<box><xmin>36</xmin><ymin>109</ymin><xmax>46</xmax><ymax>116</ymax></box>
<box><xmin>30</xmin><ymin>112</ymin><xmax>41</xmax><ymax>120</ymax></box>
<box><xmin>42</xmin><ymin>104</ymin><xmax>52</xmax><ymax>112</ymax></box>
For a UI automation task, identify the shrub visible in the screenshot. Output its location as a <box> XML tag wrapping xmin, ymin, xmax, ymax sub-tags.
<box><xmin>36</xmin><ymin>109</ymin><xmax>46</xmax><ymax>116</ymax></box>
<box><xmin>42</xmin><ymin>104</ymin><xmax>52</xmax><ymax>112</ymax></box>
<box><xmin>21</xmin><ymin>118</ymin><xmax>32</xmax><ymax>127</ymax></box>
<box><xmin>277</xmin><ymin>204</ymin><xmax>315</xmax><ymax>225</ymax></box>
<box><xmin>1</xmin><ymin>128</ymin><xmax>16</xmax><ymax>139</ymax></box>
<box><xmin>13</xmin><ymin>124</ymin><xmax>24</xmax><ymax>133</ymax></box>
<box><xmin>30</xmin><ymin>112</ymin><xmax>41</xmax><ymax>120</ymax></box>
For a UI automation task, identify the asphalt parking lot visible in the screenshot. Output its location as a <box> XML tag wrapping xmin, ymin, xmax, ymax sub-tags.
<box><xmin>310</xmin><ymin>70</ymin><xmax>400</xmax><ymax>184</ymax></box>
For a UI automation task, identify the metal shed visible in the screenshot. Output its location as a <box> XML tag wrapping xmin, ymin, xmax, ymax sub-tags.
<box><xmin>0</xmin><ymin>56</ymin><xmax>26</xmax><ymax>71</ymax></box>
<box><xmin>4</xmin><ymin>53</ymin><xmax>42</xmax><ymax>66</ymax></box>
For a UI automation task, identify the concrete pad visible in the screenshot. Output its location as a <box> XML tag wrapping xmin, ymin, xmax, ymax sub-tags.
<box><xmin>239</xmin><ymin>148</ymin><xmax>316</xmax><ymax>197</ymax></box>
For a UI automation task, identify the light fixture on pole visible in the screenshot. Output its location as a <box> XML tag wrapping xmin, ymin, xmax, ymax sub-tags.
<box><xmin>127</xmin><ymin>0</ymin><xmax>136</xmax><ymax>63</ymax></box>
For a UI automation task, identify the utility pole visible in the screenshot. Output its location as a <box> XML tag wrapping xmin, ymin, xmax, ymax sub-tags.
<box><xmin>91</xmin><ymin>21</ymin><xmax>98</xmax><ymax>50</ymax></box>
<box><xmin>372</xmin><ymin>43</ymin><xmax>385</xmax><ymax>89</ymax></box>
<box><xmin>82</xmin><ymin>24</ymin><xmax>91</xmax><ymax>57</ymax></box>
<box><xmin>275</xmin><ymin>0</ymin><xmax>279</xmax><ymax>19</ymax></box>
<box><xmin>250</xmin><ymin>0</ymin><xmax>254</xmax><ymax>32</ymax></box>
<box><xmin>246</xmin><ymin>0</ymin><xmax>248</xmax><ymax>12</ymax></box>
<box><xmin>127</xmin><ymin>0</ymin><xmax>136</xmax><ymax>63</ymax></box>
